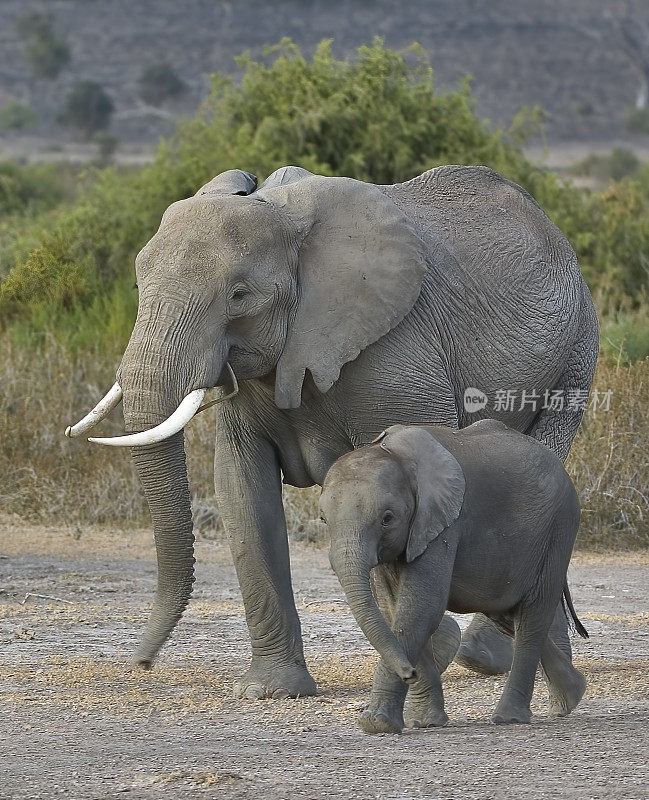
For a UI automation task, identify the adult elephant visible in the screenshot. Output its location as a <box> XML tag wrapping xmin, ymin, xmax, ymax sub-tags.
<box><xmin>66</xmin><ymin>164</ymin><xmax>598</xmax><ymax>699</ymax></box>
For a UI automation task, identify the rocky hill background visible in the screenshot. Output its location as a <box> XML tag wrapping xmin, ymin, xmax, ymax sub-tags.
<box><xmin>1</xmin><ymin>0</ymin><xmax>649</xmax><ymax>155</ymax></box>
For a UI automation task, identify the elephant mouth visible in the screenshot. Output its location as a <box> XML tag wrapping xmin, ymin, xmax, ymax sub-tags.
<box><xmin>64</xmin><ymin>362</ymin><xmax>239</xmax><ymax>447</ymax></box>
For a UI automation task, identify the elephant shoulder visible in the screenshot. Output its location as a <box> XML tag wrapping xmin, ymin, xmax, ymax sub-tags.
<box><xmin>390</xmin><ymin>165</ymin><xmax>538</xmax><ymax>210</ymax></box>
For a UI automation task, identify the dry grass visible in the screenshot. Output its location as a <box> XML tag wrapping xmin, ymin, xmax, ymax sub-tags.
<box><xmin>0</xmin><ymin>339</ymin><xmax>647</xmax><ymax>548</ymax></box>
<box><xmin>0</xmin><ymin>340</ymin><xmax>320</xmax><ymax>538</ymax></box>
<box><xmin>4</xmin><ymin>651</ymin><xmax>648</xmax><ymax>724</ymax></box>
<box><xmin>568</xmin><ymin>357</ymin><xmax>649</xmax><ymax>548</ymax></box>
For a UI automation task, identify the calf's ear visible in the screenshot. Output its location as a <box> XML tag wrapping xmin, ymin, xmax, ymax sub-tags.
<box><xmin>380</xmin><ymin>426</ymin><xmax>465</xmax><ymax>562</ymax></box>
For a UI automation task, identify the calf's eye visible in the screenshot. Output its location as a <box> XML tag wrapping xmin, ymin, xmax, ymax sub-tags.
<box><xmin>381</xmin><ymin>510</ymin><xmax>394</xmax><ymax>526</ymax></box>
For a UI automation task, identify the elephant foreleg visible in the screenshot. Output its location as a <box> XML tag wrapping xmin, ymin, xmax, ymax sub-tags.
<box><xmin>360</xmin><ymin>542</ymin><xmax>454</xmax><ymax>734</ymax></box>
<box><xmin>371</xmin><ymin>566</ymin><xmax>460</xmax><ymax>726</ymax></box>
<box><xmin>405</xmin><ymin>616</ymin><xmax>461</xmax><ymax>728</ymax></box>
<box><xmin>214</xmin><ymin>411</ymin><xmax>316</xmax><ymax>699</ymax></box>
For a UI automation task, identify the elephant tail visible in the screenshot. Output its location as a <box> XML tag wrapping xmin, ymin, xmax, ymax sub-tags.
<box><xmin>562</xmin><ymin>583</ymin><xmax>589</xmax><ymax>639</ymax></box>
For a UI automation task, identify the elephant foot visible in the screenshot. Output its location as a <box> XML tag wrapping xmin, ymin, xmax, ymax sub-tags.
<box><xmin>359</xmin><ymin>708</ymin><xmax>404</xmax><ymax>734</ymax></box>
<box><xmin>455</xmin><ymin>614</ymin><xmax>513</xmax><ymax>676</ymax></box>
<box><xmin>491</xmin><ymin>699</ymin><xmax>532</xmax><ymax>725</ymax></box>
<box><xmin>548</xmin><ymin>668</ymin><xmax>586</xmax><ymax>717</ymax></box>
<box><xmin>404</xmin><ymin>703</ymin><xmax>449</xmax><ymax>729</ymax></box>
<box><xmin>431</xmin><ymin>614</ymin><xmax>462</xmax><ymax>675</ymax></box>
<box><xmin>233</xmin><ymin>657</ymin><xmax>317</xmax><ymax>700</ymax></box>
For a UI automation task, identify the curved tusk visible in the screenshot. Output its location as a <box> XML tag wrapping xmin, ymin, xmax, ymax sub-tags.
<box><xmin>65</xmin><ymin>383</ymin><xmax>123</xmax><ymax>438</ymax></box>
<box><xmin>196</xmin><ymin>363</ymin><xmax>239</xmax><ymax>414</ymax></box>
<box><xmin>88</xmin><ymin>389</ymin><xmax>206</xmax><ymax>447</ymax></box>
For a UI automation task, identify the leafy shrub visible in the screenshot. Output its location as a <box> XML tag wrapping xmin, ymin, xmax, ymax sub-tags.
<box><xmin>573</xmin><ymin>148</ymin><xmax>640</xmax><ymax>183</ymax></box>
<box><xmin>626</xmin><ymin>107</ymin><xmax>649</xmax><ymax>134</ymax></box>
<box><xmin>16</xmin><ymin>11</ymin><xmax>70</xmax><ymax>80</ymax></box>
<box><xmin>0</xmin><ymin>101</ymin><xmax>39</xmax><ymax>130</ymax></box>
<box><xmin>58</xmin><ymin>81</ymin><xmax>114</xmax><ymax>139</ymax></box>
<box><xmin>173</xmin><ymin>39</ymin><xmax>532</xmax><ymax>186</ymax></box>
<box><xmin>0</xmin><ymin>161</ymin><xmax>66</xmax><ymax>216</ymax></box>
<box><xmin>138</xmin><ymin>63</ymin><xmax>186</xmax><ymax>107</ymax></box>
<box><xmin>1</xmin><ymin>38</ymin><xmax>648</xmax><ymax>343</ymax></box>
<box><xmin>600</xmin><ymin>307</ymin><xmax>649</xmax><ymax>362</ymax></box>
<box><xmin>93</xmin><ymin>132</ymin><xmax>119</xmax><ymax>165</ymax></box>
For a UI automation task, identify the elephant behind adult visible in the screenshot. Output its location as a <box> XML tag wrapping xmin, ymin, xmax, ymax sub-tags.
<box><xmin>66</xmin><ymin>164</ymin><xmax>598</xmax><ymax>699</ymax></box>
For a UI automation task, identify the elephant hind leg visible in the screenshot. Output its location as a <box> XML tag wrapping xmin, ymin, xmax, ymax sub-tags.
<box><xmin>526</xmin><ymin>297</ymin><xmax>599</xmax><ymax>464</ymax></box>
<box><xmin>491</xmin><ymin>604</ymin><xmax>556</xmax><ymax>725</ymax></box>
<box><xmin>541</xmin><ymin>636</ymin><xmax>587</xmax><ymax>717</ymax></box>
<box><xmin>456</xmin><ymin>613</ymin><xmax>513</xmax><ymax>676</ymax></box>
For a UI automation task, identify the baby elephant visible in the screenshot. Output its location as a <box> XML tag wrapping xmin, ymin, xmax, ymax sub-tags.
<box><xmin>320</xmin><ymin>420</ymin><xmax>588</xmax><ymax>734</ymax></box>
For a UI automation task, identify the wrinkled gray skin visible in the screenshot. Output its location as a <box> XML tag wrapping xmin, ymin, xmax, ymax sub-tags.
<box><xmin>116</xmin><ymin>164</ymin><xmax>598</xmax><ymax>698</ymax></box>
<box><xmin>321</xmin><ymin>421</ymin><xmax>588</xmax><ymax>734</ymax></box>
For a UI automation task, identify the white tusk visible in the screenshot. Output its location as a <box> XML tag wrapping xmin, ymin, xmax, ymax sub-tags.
<box><xmin>88</xmin><ymin>389</ymin><xmax>206</xmax><ymax>447</ymax></box>
<box><xmin>65</xmin><ymin>383</ymin><xmax>123</xmax><ymax>438</ymax></box>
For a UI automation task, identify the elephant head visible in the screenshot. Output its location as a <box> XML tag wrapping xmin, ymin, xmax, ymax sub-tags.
<box><xmin>320</xmin><ymin>425</ymin><xmax>465</xmax><ymax>680</ymax></box>
<box><xmin>64</xmin><ymin>168</ymin><xmax>426</xmax><ymax>667</ymax></box>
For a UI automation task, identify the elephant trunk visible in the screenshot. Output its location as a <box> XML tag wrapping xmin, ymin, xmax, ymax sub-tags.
<box><xmin>119</xmin><ymin>321</ymin><xmax>208</xmax><ymax>667</ymax></box>
<box><xmin>129</xmin><ymin>430</ymin><xmax>195</xmax><ymax>667</ymax></box>
<box><xmin>329</xmin><ymin>539</ymin><xmax>416</xmax><ymax>682</ymax></box>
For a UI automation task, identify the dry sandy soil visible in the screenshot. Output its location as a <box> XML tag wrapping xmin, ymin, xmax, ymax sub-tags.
<box><xmin>1</xmin><ymin>521</ymin><xmax>648</xmax><ymax>800</ymax></box>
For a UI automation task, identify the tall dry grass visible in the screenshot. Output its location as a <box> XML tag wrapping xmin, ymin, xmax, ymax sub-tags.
<box><xmin>0</xmin><ymin>340</ymin><xmax>319</xmax><ymax>538</ymax></box>
<box><xmin>0</xmin><ymin>339</ymin><xmax>646</xmax><ymax>548</ymax></box>
<box><xmin>568</xmin><ymin>356</ymin><xmax>649</xmax><ymax>548</ymax></box>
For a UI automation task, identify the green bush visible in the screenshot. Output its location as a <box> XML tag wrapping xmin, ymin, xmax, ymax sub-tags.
<box><xmin>601</xmin><ymin>307</ymin><xmax>649</xmax><ymax>362</ymax></box>
<box><xmin>626</xmin><ymin>107</ymin><xmax>649</xmax><ymax>134</ymax></box>
<box><xmin>58</xmin><ymin>81</ymin><xmax>114</xmax><ymax>139</ymax></box>
<box><xmin>138</xmin><ymin>63</ymin><xmax>186</xmax><ymax>107</ymax></box>
<box><xmin>0</xmin><ymin>161</ymin><xmax>67</xmax><ymax>216</ymax></box>
<box><xmin>1</xmin><ymin>38</ymin><xmax>648</xmax><ymax>347</ymax></box>
<box><xmin>93</xmin><ymin>132</ymin><xmax>119</xmax><ymax>165</ymax></box>
<box><xmin>0</xmin><ymin>101</ymin><xmax>39</xmax><ymax>130</ymax></box>
<box><xmin>573</xmin><ymin>148</ymin><xmax>640</xmax><ymax>183</ymax></box>
<box><xmin>16</xmin><ymin>11</ymin><xmax>70</xmax><ymax>80</ymax></box>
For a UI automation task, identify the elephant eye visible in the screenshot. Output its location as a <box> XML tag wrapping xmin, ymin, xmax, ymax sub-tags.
<box><xmin>381</xmin><ymin>510</ymin><xmax>394</xmax><ymax>526</ymax></box>
<box><xmin>230</xmin><ymin>287</ymin><xmax>249</xmax><ymax>303</ymax></box>
<box><xmin>319</xmin><ymin>514</ymin><xmax>327</xmax><ymax>525</ymax></box>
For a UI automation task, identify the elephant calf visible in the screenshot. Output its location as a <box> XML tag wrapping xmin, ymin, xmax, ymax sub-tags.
<box><xmin>320</xmin><ymin>420</ymin><xmax>588</xmax><ymax>734</ymax></box>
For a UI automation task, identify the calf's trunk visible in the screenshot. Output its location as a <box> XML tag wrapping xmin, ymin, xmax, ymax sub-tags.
<box><xmin>330</xmin><ymin>541</ymin><xmax>416</xmax><ymax>682</ymax></box>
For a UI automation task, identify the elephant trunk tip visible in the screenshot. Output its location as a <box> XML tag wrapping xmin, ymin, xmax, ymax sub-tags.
<box><xmin>133</xmin><ymin>656</ymin><xmax>154</xmax><ymax>670</ymax></box>
<box><xmin>401</xmin><ymin>665</ymin><xmax>418</xmax><ymax>684</ymax></box>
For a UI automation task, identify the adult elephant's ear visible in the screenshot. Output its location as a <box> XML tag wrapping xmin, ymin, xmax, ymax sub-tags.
<box><xmin>195</xmin><ymin>169</ymin><xmax>258</xmax><ymax>197</ymax></box>
<box><xmin>380</xmin><ymin>425</ymin><xmax>465</xmax><ymax>562</ymax></box>
<box><xmin>258</xmin><ymin>176</ymin><xmax>427</xmax><ymax>409</ymax></box>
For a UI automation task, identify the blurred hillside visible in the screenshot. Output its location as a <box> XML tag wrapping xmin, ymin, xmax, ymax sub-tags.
<box><xmin>2</xmin><ymin>0</ymin><xmax>649</xmax><ymax>158</ymax></box>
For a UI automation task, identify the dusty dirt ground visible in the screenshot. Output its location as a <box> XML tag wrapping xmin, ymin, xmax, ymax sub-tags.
<box><xmin>1</xmin><ymin>522</ymin><xmax>648</xmax><ymax>800</ymax></box>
